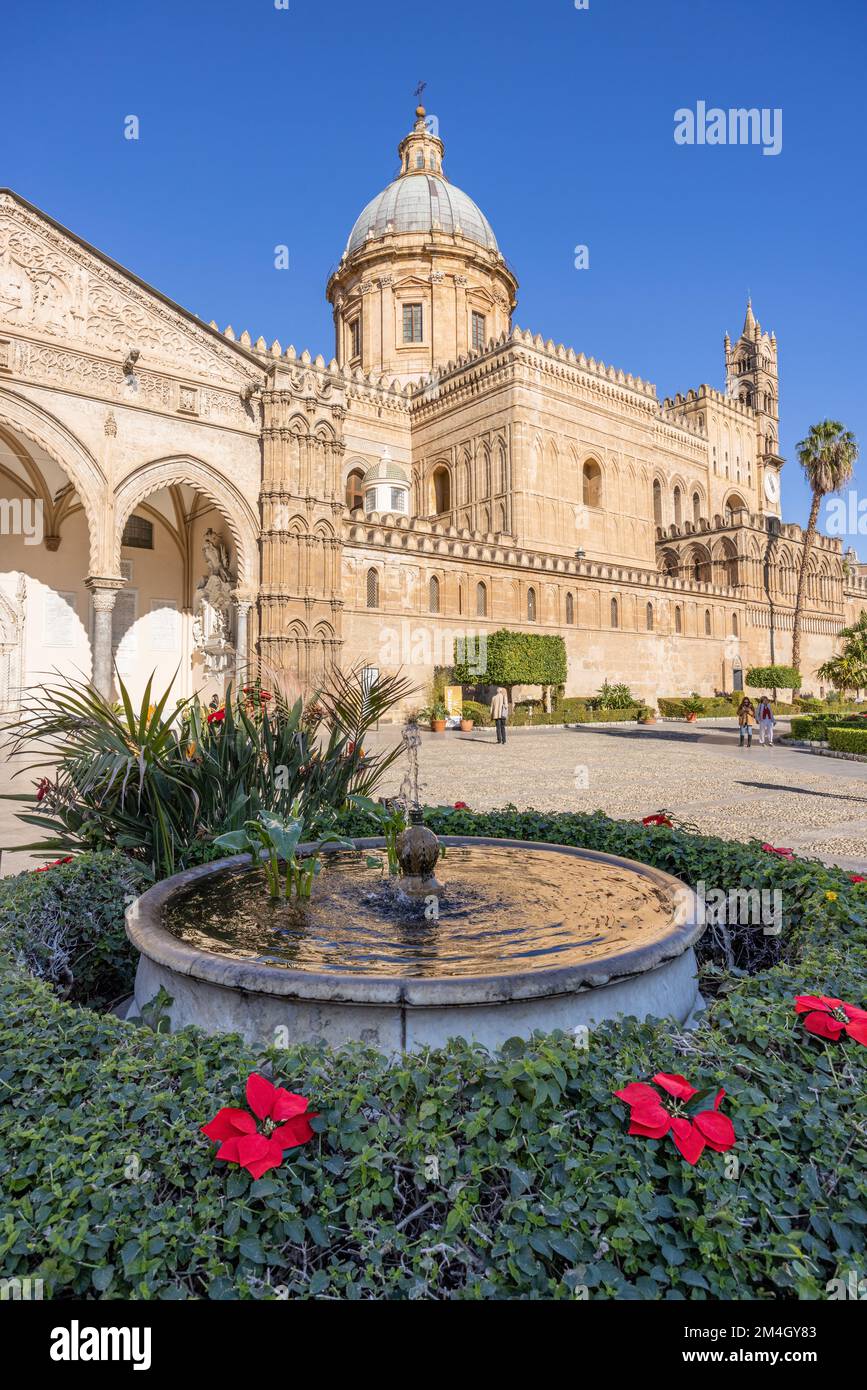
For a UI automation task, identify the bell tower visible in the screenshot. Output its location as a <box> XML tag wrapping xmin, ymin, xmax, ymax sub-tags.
<box><xmin>725</xmin><ymin>297</ymin><xmax>783</xmax><ymax>515</ymax></box>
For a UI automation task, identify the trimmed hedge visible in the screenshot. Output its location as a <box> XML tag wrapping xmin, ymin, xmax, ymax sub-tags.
<box><xmin>790</xmin><ymin>715</ymin><xmax>867</xmax><ymax>741</ymax></box>
<box><xmin>827</xmin><ymin>727</ymin><xmax>867</xmax><ymax>756</ymax></box>
<box><xmin>510</xmin><ymin>704</ymin><xmax>639</xmax><ymax>726</ymax></box>
<box><xmin>0</xmin><ymin>812</ymin><xmax>866</xmax><ymax>1299</ymax></box>
<box><xmin>453</xmin><ymin>629</ymin><xmax>567</xmax><ymax>688</ymax></box>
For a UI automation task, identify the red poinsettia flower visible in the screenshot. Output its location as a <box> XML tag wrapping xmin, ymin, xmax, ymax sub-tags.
<box><xmin>207</xmin><ymin>708</ymin><xmax>226</xmax><ymax>725</ymax></box>
<box><xmin>454</xmin><ymin>801</ymin><xmax>470</xmax><ymax>810</ymax></box>
<box><xmin>34</xmin><ymin>856</ymin><xmax>74</xmax><ymax>873</ymax></box>
<box><xmin>849</xmin><ymin>875</ymin><xmax>866</xmax><ymax>885</ymax></box>
<box><xmin>794</xmin><ymin>994</ymin><xmax>867</xmax><ymax>1048</ymax></box>
<box><xmin>614</xmin><ymin>1071</ymin><xmax>735</xmax><ymax>1167</ymax></box>
<box><xmin>642</xmin><ymin>813</ymin><xmax>673</xmax><ymax>828</ymax></box>
<box><xmin>201</xmin><ymin>1072</ymin><xmax>317</xmax><ymax>1179</ymax></box>
<box><xmin>761</xmin><ymin>843</ymin><xmax>794</xmax><ymax>860</ymax></box>
<box><xmin>35</xmin><ymin>777</ymin><xmax>51</xmax><ymax>803</ymax></box>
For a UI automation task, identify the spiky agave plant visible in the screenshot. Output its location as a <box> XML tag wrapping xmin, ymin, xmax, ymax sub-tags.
<box><xmin>2</xmin><ymin>662</ymin><xmax>415</xmax><ymax>881</ymax></box>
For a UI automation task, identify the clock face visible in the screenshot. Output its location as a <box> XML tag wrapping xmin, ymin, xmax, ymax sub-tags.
<box><xmin>764</xmin><ymin>470</ymin><xmax>780</xmax><ymax>502</ymax></box>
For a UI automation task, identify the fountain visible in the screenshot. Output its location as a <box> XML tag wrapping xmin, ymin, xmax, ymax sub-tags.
<box><xmin>125</xmin><ymin>815</ymin><xmax>704</xmax><ymax>1051</ymax></box>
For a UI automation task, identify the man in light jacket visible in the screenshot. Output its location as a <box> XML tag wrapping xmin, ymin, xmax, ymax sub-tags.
<box><xmin>490</xmin><ymin>687</ymin><xmax>509</xmax><ymax>745</ymax></box>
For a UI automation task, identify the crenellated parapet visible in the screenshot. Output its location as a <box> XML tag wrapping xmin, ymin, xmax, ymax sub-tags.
<box><xmin>346</xmin><ymin>509</ymin><xmax>738</xmax><ymax>598</ymax></box>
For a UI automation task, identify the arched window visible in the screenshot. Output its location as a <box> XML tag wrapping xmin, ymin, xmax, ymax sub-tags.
<box><xmin>732</xmin><ymin>611</ymin><xmax>739</xmax><ymax>637</ymax></box>
<box><xmin>646</xmin><ymin>602</ymin><xmax>654</xmax><ymax>631</ymax></box>
<box><xmin>673</xmin><ymin>486</ymin><xmax>683</xmax><ymax>528</ymax></box>
<box><xmin>499</xmin><ymin>446</ymin><xmax>508</xmax><ymax>493</ymax></box>
<box><xmin>565</xmin><ymin>592</ymin><xmax>574</xmax><ymax>625</ymax></box>
<box><xmin>366</xmin><ymin>568</ymin><xmax>379</xmax><ymax>609</ymax></box>
<box><xmin>704</xmin><ymin>608</ymin><xmax>712</xmax><ymax>635</ymax></box>
<box><xmin>432</xmin><ymin>466</ymin><xmax>451</xmax><ymax>514</ymax></box>
<box><xmin>675</xmin><ymin>605</ymin><xmax>682</xmax><ymax>634</ymax></box>
<box><xmin>653</xmin><ymin>479</ymin><xmax>662</xmax><ymax>526</ymax></box>
<box><xmin>692</xmin><ymin>491</ymin><xmax>701</xmax><ymax>526</ymax></box>
<box><xmin>527</xmin><ymin>587</ymin><xmax>537</xmax><ymax>622</ymax></box>
<box><xmin>345</xmin><ymin>467</ymin><xmax>366</xmax><ymax>511</ymax></box>
<box><xmin>476</xmin><ymin>581</ymin><xmax>487</xmax><ymax>617</ymax></box>
<box><xmin>582</xmin><ymin>459</ymin><xmax>602</xmax><ymax>508</ymax></box>
<box><xmin>610</xmin><ymin>597</ymin><xmax>619</xmax><ymax>629</ymax></box>
<box><xmin>429</xmin><ymin>576</ymin><xmax>440</xmax><ymax>613</ymax></box>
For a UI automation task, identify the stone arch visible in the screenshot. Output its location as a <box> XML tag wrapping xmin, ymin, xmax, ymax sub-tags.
<box><xmin>724</xmin><ymin>490</ymin><xmax>749</xmax><ymax>520</ymax></box>
<box><xmin>112</xmin><ymin>456</ymin><xmax>259</xmax><ymax>586</ymax></box>
<box><xmin>0</xmin><ymin>385</ymin><xmax>107</xmax><ymax>573</ymax></box>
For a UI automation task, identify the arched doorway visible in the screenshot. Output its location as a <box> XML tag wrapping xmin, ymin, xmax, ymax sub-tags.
<box><xmin>0</xmin><ymin>416</ymin><xmax>96</xmax><ymax>699</ymax></box>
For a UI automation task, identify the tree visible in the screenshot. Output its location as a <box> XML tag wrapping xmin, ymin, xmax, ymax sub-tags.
<box><xmin>746</xmin><ymin>664</ymin><xmax>801</xmax><ymax>702</ymax></box>
<box><xmin>792</xmin><ymin>421</ymin><xmax>859</xmax><ymax>685</ymax></box>
<box><xmin>453</xmin><ymin>629</ymin><xmax>566</xmax><ymax>708</ymax></box>
<box><xmin>817</xmin><ymin>612</ymin><xmax>867</xmax><ymax>698</ymax></box>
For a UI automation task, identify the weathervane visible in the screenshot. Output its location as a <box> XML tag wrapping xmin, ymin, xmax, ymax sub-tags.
<box><xmin>414</xmin><ymin>80</ymin><xmax>427</xmax><ymax>104</ymax></box>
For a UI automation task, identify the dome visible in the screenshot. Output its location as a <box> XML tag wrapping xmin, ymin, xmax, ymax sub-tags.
<box><xmin>346</xmin><ymin>174</ymin><xmax>499</xmax><ymax>257</ymax></box>
<box><xmin>363</xmin><ymin>458</ymin><xmax>409</xmax><ymax>485</ymax></box>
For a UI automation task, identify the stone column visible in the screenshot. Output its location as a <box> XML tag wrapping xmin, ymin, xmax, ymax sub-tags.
<box><xmin>233</xmin><ymin>596</ymin><xmax>253</xmax><ymax>686</ymax></box>
<box><xmin>86</xmin><ymin>577</ymin><xmax>126</xmax><ymax>699</ymax></box>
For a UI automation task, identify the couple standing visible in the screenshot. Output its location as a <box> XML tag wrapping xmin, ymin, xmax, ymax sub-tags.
<box><xmin>737</xmin><ymin>696</ymin><xmax>776</xmax><ymax>748</ymax></box>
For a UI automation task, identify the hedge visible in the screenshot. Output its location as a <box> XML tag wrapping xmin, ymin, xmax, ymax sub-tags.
<box><xmin>790</xmin><ymin>715</ymin><xmax>867</xmax><ymax>741</ymax></box>
<box><xmin>460</xmin><ymin>699</ymin><xmax>492</xmax><ymax>728</ymax></box>
<box><xmin>827</xmin><ymin>727</ymin><xmax>867</xmax><ymax>756</ymax></box>
<box><xmin>0</xmin><ymin>812</ymin><xmax>865</xmax><ymax>1299</ymax></box>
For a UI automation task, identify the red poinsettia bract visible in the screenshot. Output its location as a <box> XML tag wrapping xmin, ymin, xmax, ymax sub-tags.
<box><xmin>201</xmin><ymin>1073</ymin><xmax>317</xmax><ymax>1179</ymax></box>
<box><xmin>642</xmin><ymin>813</ymin><xmax>673</xmax><ymax>828</ymax></box>
<box><xmin>794</xmin><ymin>994</ymin><xmax>867</xmax><ymax>1048</ymax></box>
<box><xmin>614</xmin><ymin>1072</ymin><xmax>735</xmax><ymax>1167</ymax></box>
<box><xmin>761</xmin><ymin>842</ymin><xmax>794</xmax><ymax>860</ymax></box>
<box><xmin>33</xmin><ymin>856</ymin><xmax>74</xmax><ymax>873</ymax></box>
<box><xmin>453</xmin><ymin>801</ymin><xmax>470</xmax><ymax>810</ymax></box>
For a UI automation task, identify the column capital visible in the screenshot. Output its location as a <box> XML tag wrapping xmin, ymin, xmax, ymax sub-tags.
<box><xmin>85</xmin><ymin>575</ymin><xmax>126</xmax><ymax>611</ymax></box>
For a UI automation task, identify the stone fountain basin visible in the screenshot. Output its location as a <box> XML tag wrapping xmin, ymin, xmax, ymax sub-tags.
<box><xmin>125</xmin><ymin>837</ymin><xmax>703</xmax><ymax>1052</ymax></box>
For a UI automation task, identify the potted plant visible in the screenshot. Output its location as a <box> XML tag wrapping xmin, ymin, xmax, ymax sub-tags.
<box><xmin>460</xmin><ymin>705</ymin><xmax>474</xmax><ymax>733</ymax></box>
<box><xmin>683</xmin><ymin>695</ymin><xmax>703</xmax><ymax>723</ymax></box>
<box><xmin>636</xmin><ymin>704</ymin><xmax>656</xmax><ymax>725</ymax></box>
<box><xmin>430</xmin><ymin>701</ymin><xmax>448</xmax><ymax>733</ymax></box>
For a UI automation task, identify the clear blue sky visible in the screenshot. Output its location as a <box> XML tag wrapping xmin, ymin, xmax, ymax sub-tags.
<box><xmin>2</xmin><ymin>0</ymin><xmax>865</xmax><ymax>549</ymax></box>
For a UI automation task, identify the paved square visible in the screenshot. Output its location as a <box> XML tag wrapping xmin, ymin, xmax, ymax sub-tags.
<box><xmin>370</xmin><ymin>720</ymin><xmax>867</xmax><ymax>872</ymax></box>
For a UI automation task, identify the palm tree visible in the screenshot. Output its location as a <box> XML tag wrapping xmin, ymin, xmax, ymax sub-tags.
<box><xmin>817</xmin><ymin>612</ymin><xmax>867</xmax><ymax>699</ymax></box>
<box><xmin>792</xmin><ymin>421</ymin><xmax>859</xmax><ymax>684</ymax></box>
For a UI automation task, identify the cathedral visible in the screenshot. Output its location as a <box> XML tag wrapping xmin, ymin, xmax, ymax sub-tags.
<box><xmin>0</xmin><ymin>106</ymin><xmax>863</xmax><ymax>714</ymax></box>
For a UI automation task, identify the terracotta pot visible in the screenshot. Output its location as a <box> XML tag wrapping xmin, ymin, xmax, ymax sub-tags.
<box><xmin>686</xmin><ymin>712</ymin><xmax>698</xmax><ymax>723</ymax></box>
<box><xmin>431</xmin><ymin>719</ymin><xmax>446</xmax><ymax>733</ymax></box>
<box><xmin>460</xmin><ymin>719</ymin><xmax>474</xmax><ymax>732</ymax></box>
<box><xmin>638</xmin><ymin>716</ymin><xmax>656</xmax><ymax>725</ymax></box>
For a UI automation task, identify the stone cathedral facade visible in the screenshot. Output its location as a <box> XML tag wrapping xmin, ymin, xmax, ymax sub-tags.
<box><xmin>0</xmin><ymin>106</ymin><xmax>863</xmax><ymax>714</ymax></box>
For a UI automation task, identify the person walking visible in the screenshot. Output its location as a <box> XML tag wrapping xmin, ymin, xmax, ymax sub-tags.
<box><xmin>757</xmin><ymin>697</ymin><xmax>776</xmax><ymax>747</ymax></box>
<box><xmin>490</xmin><ymin>686</ymin><xmax>509</xmax><ymax>745</ymax></box>
<box><xmin>737</xmin><ymin>696</ymin><xmax>757</xmax><ymax>748</ymax></box>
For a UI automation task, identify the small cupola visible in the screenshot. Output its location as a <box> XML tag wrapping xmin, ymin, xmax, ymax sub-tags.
<box><xmin>397</xmin><ymin>105</ymin><xmax>445</xmax><ymax>175</ymax></box>
<box><xmin>363</xmin><ymin>453</ymin><xmax>411</xmax><ymax>515</ymax></box>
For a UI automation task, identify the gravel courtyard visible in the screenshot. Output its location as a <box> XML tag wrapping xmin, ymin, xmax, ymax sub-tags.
<box><xmin>369</xmin><ymin>719</ymin><xmax>867</xmax><ymax>873</ymax></box>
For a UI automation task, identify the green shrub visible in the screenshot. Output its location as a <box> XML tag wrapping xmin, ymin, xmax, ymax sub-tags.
<box><xmin>1</xmin><ymin>816</ymin><xmax>866</xmax><ymax>1300</ymax></box>
<box><xmin>827</xmin><ymin>727</ymin><xmax>867</xmax><ymax>756</ymax></box>
<box><xmin>0</xmin><ymin>853</ymin><xmax>146</xmax><ymax>1008</ymax></box>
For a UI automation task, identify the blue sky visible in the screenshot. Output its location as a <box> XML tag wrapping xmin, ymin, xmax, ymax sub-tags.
<box><xmin>2</xmin><ymin>0</ymin><xmax>865</xmax><ymax>550</ymax></box>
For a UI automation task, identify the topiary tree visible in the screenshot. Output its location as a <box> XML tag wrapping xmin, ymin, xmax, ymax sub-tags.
<box><xmin>746</xmin><ymin>664</ymin><xmax>801</xmax><ymax>701</ymax></box>
<box><xmin>453</xmin><ymin>629</ymin><xmax>567</xmax><ymax>710</ymax></box>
